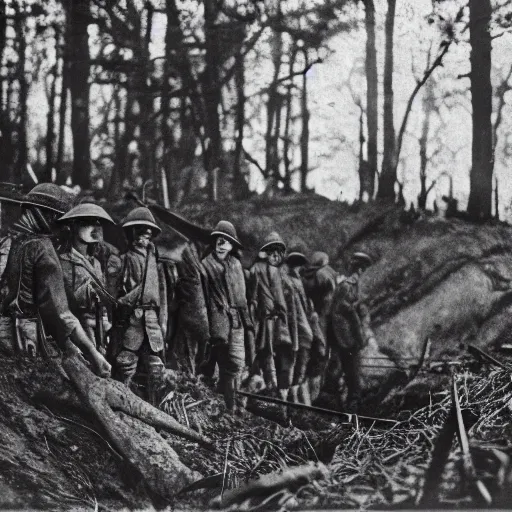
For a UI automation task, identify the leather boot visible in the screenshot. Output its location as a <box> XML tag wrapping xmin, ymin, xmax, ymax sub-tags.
<box><xmin>115</xmin><ymin>350</ymin><xmax>138</xmax><ymax>389</ymax></box>
<box><xmin>147</xmin><ymin>355</ymin><xmax>165</xmax><ymax>407</ymax></box>
<box><xmin>224</xmin><ymin>377</ymin><xmax>236</xmax><ymax>414</ymax></box>
<box><xmin>299</xmin><ymin>381</ymin><xmax>312</xmax><ymax>406</ymax></box>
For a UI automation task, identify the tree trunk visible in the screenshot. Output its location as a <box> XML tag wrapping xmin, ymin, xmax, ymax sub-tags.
<box><xmin>139</xmin><ymin>1</ymin><xmax>154</xmax><ymax>186</ymax></box>
<box><xmin>265</xmin><ymin>1</ymin><xmax>283</xmax><ymax>183</ymax></box>
<box><xmin>233</xmin><ymin>48</ymin><xmax>249</xmax><ymax>200</ymax></box>
<box><xmin>107</xmin><ymin>87</ymin><xmax>123</xmax><ymax>197</ymax></box>
<box><xmin>15</xmin><ymin>4</ymin><xmax>28</xmax><ymax>180</ymax></box>
<box><xmin>283</xmin><ymin>47</ymin><xmax>297</xmax><ymax>194</ymax></box>
<box><xmin>300</xmin><ymin>50</ymin><xmax>310</xmax><ymax>193</ymax></box>
<box><xmin>165</xmin><ymin>0</ymin><xmax>208</xmax><ymax>180</ymax></box>
<box><xmin>44</xmin><ymin>27</ymin><xmax>59</xmax><ymax>183</ymax></box>
<box><xmin>203</xmin><ymin>0</ymin><xmax>223</xmax><ymax>201</ymax></box>
<box><xmin>56</xmin><ymin>28</ymin><xmax>68</xmax><ymax>183</ymax></box>
<box><xmin>364</xmin><ymin>0</ymin><xmax>378</xmax><ymax>199</ymax></box>
<box><xmin>377</xmin><ymin>0</ymin><xmax>396</xmax><ymax>201</ymax></box>
<box><xmin>68</xmin><ymin>0</ymin><xmax>91</xmax><ymax>189</ymax></box>
<box><xmin>0</xmin><ymin>1</ymin><xmax>14</xmax><ymax>183</ymax></box>
<box><xmin>418</xmin><ymin>71</ymin><xmax>434</xmax><ymax>210</ymax></box>
<box><xmin>282</xmin><ymin>81</ymin><xmax>293</xmax><ymax>194</ymax></box>
<box><xmin>467</xmin><ymin>0</ymin><xmax>493</xmax><ymax>221</ymax></box>
<box><xmin>357</xmin><ymin>107</ymin><xmax>366</xmax><ymax>201</ymax></box>
<box><xmin>161</xmin><ymin>3</ymin><xmax>175</xmax><ymax>204</ymax></box>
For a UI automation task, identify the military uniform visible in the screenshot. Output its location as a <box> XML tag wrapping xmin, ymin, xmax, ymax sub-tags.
<box><xmin>248</xmin><ymin>232</ymin><xmax>293</xmax><ymax>403</ymax></box>
<box><xmin>114</xmin><ymin>207</ymin><xmax>167</xmax><ymax>403</ymax></box>
<box><xmin>0</xmin><ymin>184</ymin><xmax>111</xmax><ymax>377</ymax></box>
<box><xmin>302</xmin><ymin>252</ymin><xmax>338</xmax><ymax>326</ymax></box>
<box><xmin>302</xmin><ymin>251</ymin><xmax>338</xmax><ymax>401</ymax></box>
<box><xmin>328</xmin><ymin>252</ymin><xmax>373</xmax><ymax>411</ymax></box>
<box><xmin>57</xmin><ymin>203</ymin><xmax>117</xmax><ymax>353</ymax></box>
<box><xmin>60</xmin><ymin>249</ymin><xmax>110</xmax><ymax>349</ymax></box>
<box><xmin>200</xmin><ymin>221</ymin><xmax>252</xmax><ymax>413</ymax></box>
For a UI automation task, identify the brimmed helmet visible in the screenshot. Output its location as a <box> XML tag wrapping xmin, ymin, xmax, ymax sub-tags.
<box><xmin>259</xmin><ymin>232</ymin><xmax>286</xmax><ymax>253</ymax></box>
<box><xmin>22</xmin><ymin>183</ymin><xmax>74</xmax><ymax>214</ymax></box>
<box><xmin>57</xmin><ymin>203</ymin><xmax>115</xmax><ymax>224</ymax></box>
<box><xmin>122</xmin><ymin>207</ymin><xmax>161</xmax><ymax>235</ymax></box>
<box><xmin>311</xmin><ymin>251</ymin><xmax>329</xmax><ymax>267</ymax></box>
<box><xmin>286</xmin><ymin>251</ymin><xmax>308</xmax><ymax>267</ymax></box>
<box><xmin>351</xmin><ymin>251</ymin><xmax>373</xmax><ymax>267</ymax></box>
<box><xmin>211</xmin><ymin>220</ymin><xmax>242</xmax><ymax>248</ymax></box>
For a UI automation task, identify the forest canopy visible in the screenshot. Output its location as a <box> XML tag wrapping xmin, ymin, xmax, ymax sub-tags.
<box><xmin>0</xmin><ymin>0</ymin><xmax>512</xmax><ymax>221</ymax></box>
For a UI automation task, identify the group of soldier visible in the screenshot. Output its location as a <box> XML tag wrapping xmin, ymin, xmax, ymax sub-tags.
<box><xmin>0</xmin><ymin>183</ymin><xmax>376</xmax><ymax>417</ymax></box>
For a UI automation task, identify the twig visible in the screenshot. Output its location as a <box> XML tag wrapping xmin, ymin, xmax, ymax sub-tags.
<box><xmin>221</xmin><ymin>438</ymin><xmax>232</xmax><ymax>503</ymax></box>
<box><xmin>40</xmin><ymin>405</ymin><xmax>123</xmax><ymax>461</ymax></box>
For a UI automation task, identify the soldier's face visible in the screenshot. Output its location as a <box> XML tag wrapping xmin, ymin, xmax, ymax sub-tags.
<box><xmin>133</xmin><ymin>227</ymin><xmax>153</xmax><ymax>249</ymax></box>
<box><xmin>76</xmin><ymin>219</ymin><xmax>103</xmax><ymax>244</ymax></box>
<box><xmin>215</xmin><ymin>236</ymin><xmax>233</xmax><ymax>260</ymax></box>
<box><xmin>267</xmin><ymin>248</ymin><xmax>283</xmax><ymax>267</ymax></box>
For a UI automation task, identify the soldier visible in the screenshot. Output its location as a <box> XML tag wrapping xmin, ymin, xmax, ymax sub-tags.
<box><xmin>284</xmin><ymin>250</ymin><xmax>327</xmax><ymax>406</ymax></box>
<box><xmin>0</xmin><ymin>183</ymin><xmax>111</xmax><ymax>376</ymax></box>
<box><xmin>283</xmin><ymin>250</ymin><xmax>313</xmax><ymax>405</ymax></box>
<box><xmin>301</xmin><ymin>251</ymin><xmax>338</xmax><ymax>400</ymax></box>
<box><xmin>248</xmin><ymin>232</ymin><xmax>292</xmax><ymax>405</ymax></box>
<box><xmin>200</xmin><ymin>220</ymin><xmax>253</xmax><ymax>413</ymax></box>
<box><xmin>328</xmin><ymin>251</ymin><xmax>373</xmax><ymax>412</ymax></box>
<box><xmin>302</xmin><ymin>251</ymin><xmax>338</xmax><ymax>325</ymax></box>
<box><xmin>114</xmin><ymin>207</ymin><xmax>167</xmax><ymax>405</ymax></box>
<box><xmin>56</xmin><ymin>203</ymin><xmax>117</xmax><ymax>354</ymax></box>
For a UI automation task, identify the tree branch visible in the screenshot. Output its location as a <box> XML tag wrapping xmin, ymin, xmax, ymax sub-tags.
<box><xmin>393</xmin><ymin>40</ymin><xmax>452</xmax><ymax>174</ymax></box>
<box><xmin>245</xmin><ymin>58</ymin><xmax>323</xmax><ymax>100</ymax></box>
<box><xmin>243</xmin><ymin>145</ymin><xmax>267</xmax><ymax>177</ymax></box>
<box><xmin>492</xmin><ymin>63</ymin><xmax>512</xmax><ymax>155</ymax></box>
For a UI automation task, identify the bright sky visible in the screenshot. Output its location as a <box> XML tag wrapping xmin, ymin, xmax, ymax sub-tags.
<box><xmin>25</xmin><ymin>0</ymin><xmax>512</xmax><ymax>219</ymax></box>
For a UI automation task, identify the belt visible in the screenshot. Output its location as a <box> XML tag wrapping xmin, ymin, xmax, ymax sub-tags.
<box><xmin>135</xmin><ymin>304</ymin><xmax>158</xmax><ymax>311</ymax></box>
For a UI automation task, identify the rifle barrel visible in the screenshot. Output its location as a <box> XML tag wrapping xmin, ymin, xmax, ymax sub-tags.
<box><xmin>237</xmin><ymin>391</ymin><xmax>398</xmax><ymax>425</ymax></box>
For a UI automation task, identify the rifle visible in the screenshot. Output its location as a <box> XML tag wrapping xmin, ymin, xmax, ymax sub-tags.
<box><xmin>94</xmin><ymin>296</ymin><xmax>105</xmax><ymax>353</ymax></box>
<box><xmin>125</xmin><ymin>192</ymin><xmax>211</xmax><ymax>244</ymax></box>
<box><xmin>237</xmin><ymin>390</ymin><xmax>398</xmax><ymax>425</ymax></box>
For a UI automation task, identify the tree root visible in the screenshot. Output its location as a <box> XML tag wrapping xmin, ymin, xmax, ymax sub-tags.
<box><xmin>61</xmin><ymin>354</ymin><xmax>212</xmax><ymax>504</ymax></box>
<box><xmin>210</xmin><ymin>461</ymin><xmax>329</xmax><ymax>509</ymax></box>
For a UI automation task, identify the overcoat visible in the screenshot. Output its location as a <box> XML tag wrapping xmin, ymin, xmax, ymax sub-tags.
<box><xmin>117</xmin><ymin>246</ymin><xmax>166</xmax><ymax>352</ymax></box>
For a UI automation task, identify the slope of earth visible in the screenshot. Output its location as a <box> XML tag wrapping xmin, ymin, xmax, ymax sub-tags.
<box><xmin>3</xmin><ymin>195</ymin><xmax>512</xmax><ymax>510</ymax></box>
<box><xmin>170</xmin><ymin>197</ymin><xmax>512</xmax><ymax>402</ymax></box>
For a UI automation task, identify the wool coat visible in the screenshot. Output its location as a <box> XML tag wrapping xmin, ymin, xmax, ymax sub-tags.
<box><xmin>2</xmin><ymin>233</ymin><xmax>81</xmax><ymax>348</ymax></box>
<box><xmin>117</xmin><ymin>246</ymin><xmax>166</xmax><ymax>352</ymax></box>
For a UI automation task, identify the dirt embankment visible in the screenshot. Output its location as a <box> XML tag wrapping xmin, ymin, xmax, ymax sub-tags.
<box><xmin>3</xmin><ymin>197</ymin><xmax>512</xmax><ymax>509</ymax></box>
<box><xmin>172</xmin><ymin>197</ymin><xmax>512</xmax><ymax>399</ymax></box>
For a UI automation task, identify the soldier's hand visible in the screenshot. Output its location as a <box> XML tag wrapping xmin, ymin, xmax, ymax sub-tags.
<box><xmin>91</xmin><ymin>350</ymin><xmax>112</xmax><ymax>378</ymax></box>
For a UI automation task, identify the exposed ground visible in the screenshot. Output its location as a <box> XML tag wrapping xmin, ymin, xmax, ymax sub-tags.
<box><xmin>2</xmin><ymin>196</ymin><xmax>512</xmax><ymax>510</ymax></box>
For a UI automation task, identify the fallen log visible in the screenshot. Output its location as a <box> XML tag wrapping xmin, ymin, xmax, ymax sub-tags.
<box><xmin>209</xmin><ymin>461</ymin><xmax>329</xmax><ymax>509</ymax></box>
<box><xmin>61</xmin><ymin>353</ymin><xmax>213</xmax><ymax>504</ymax></box>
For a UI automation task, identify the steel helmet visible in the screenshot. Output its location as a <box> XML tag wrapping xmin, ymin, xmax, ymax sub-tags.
<box><xmin>211</xmin><ymin>220</ymin><xmax>242</xmax><ymax>248</ymax></box>
<box><xmin>259</xmin><ymin>232</ymin><xmax>286</xmax><ymax>253</ymax></box>
<box><xmin>351</xmin><ymin>251</ymin><xmax>373</xmax><ymax>266</ymax></box>
<box><xmin>286</xmin><ymin>252</ymin><xmax>308</xmax><ymax>267</ymax></box>
<box><xmin>22</xmin><ymin>183</ymin><xmax>74</xmax><ymax>214</ymax></box>
<box><xmin>311</xmin><ymin>251</ymin><xmax>329</xmax><ymax>267</ymax></box>
<box><xmin>57</xmin><ymin>203</ymin><xmax>115</xmax><ymax>224</ymax></box>
<box><xmin>122</xmin><ymin>207</ymin><xmax>161</xmax><ymax>235</ymax></box>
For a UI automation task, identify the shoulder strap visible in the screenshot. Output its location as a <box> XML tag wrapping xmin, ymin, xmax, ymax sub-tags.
<box><xmin>69</xmin><ymin>257</ymin><xmax>118</xmax><ymax>305</ymax></box>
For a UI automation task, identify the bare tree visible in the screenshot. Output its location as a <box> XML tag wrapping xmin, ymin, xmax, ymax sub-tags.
<box><xmin>467</xmin><ymin>0</ymin><xmax>493</xmax><ymax>220</ymax></box>
<box><xmin>67</xmin><ymin>0</ymin><xmax>91</xmax><ymax>189</ymax></box>
<box><xmin>377</xmin><ymin>0</ymin><xmax>396</xmax><ymax>200</ymax></box>
<box><xmin>363</xmin><ymin>0</ymin><xmax>378</xmax><ymax>199</ymax></box>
